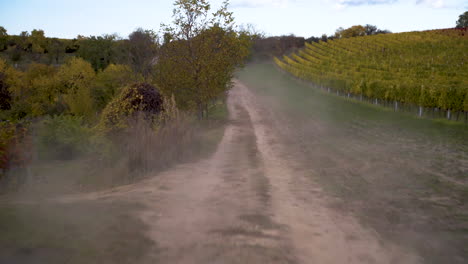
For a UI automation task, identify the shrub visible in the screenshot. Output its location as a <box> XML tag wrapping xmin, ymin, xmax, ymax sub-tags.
<box><xmin>93</xmin><ymin>64</ymin><xmax>140</xmax><ymax>111</ymax></box>
<box><xmin>123</xmin><ymin>96</ymin><xmax>195</xmax><ymax>173</ymax></box>
<box><xmin>99</xmin><ymin>83</ymin><xmax>164</xmax><ymax>132</ymax></box>
<box><xmin>37</xmin><ymin>115</ymin><xmax>112</xmax><ymax>160</ymax></box>
<box><xmin>0</xmin><ymin>121</ymin><xmax>31</xmax><ymax>177</ymax></box>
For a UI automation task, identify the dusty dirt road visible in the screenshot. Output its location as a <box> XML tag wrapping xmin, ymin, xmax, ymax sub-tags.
<box><xmin>66</xmin><ymin>81</ymin><xmax>422</xmax><ymax>264</ymax></box>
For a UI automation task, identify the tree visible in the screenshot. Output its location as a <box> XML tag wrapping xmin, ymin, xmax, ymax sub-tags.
<box><xmin>364</xmin><ymin>24</ymin><xmax>378</xmax><ymax>35</ymax></box>
<box><xmin>0</xmin><ymin>26</ymin><xmax>8</xmax><ymax>51</ymax></box>
<box><xmin>93</xmin><ymin>64</ymin><xmax>139</xmax><ymax>111</ymax></box>
<box><xmin>0</xmin><ymin>59</ymin><xmax>11</xmax><ymax>110</ymax></box>
<box><xmin>336</xmin><ymin>25</ymin><xmax>390</xmax><ymax>39</ymax></box>
<box><xmin>334</xmin><ymin>27</ymin><xmax>345</xmax><ymax>38</ymax></box>
<box><xmin>336</xmin><ymin>25</ymin><xmax>366</xmax><ymax>38</ymax></box>
<box><xmin>30</xmin><ymin>29</ymin><xmax>47</xmax><ymax>53</ymax></box>
<box><xmin>155</xmin><ymin>0</ymin><xmax>250</xmax><ymax>117</ymax></box>
<box><xmin>125</xmin><ymin>28</ymin><xmax>159</xmax><ymax>79</ymax></box>
<box><xmin>456</xmin><ymin>11</ymin><xmax>468</xmax><ymax>28</ymax></box>
<box><xmin>47</xmin><ymin>38</ymin><xmax>65</xmax><ymax>64</ymax></box>
<box><xmin>57</xmin><ymin>57</ymin><xmax>96</xmax><ymax>118</ymax></box>
<box><xmin>6</xmin><ymin>63</ymin><xmax>59</xmax><ymax>118</ymax></box>
<box><xmin>77</xmin><ymin>34</ymin><xmax>118</xmax><ymax>71</ymax></box>
<box><xmin>21</xmin><ymin>63</ymin><xmax>59</xmax><ymax>116</ymax></box>
<box><xmin>17</xmin><ymin>31</ymin><xmax>31</xmax><ymax>52</ymax></box>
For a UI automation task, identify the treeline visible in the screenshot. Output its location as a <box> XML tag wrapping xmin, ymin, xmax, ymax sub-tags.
<box><xmin>275</xmin><ymin>29</ymin><xmax>468</xmax><ymax>121</ymax></box>
<box><xmin>0</xmin><ymin>0</ymin><xmax>252</xmax><ymax>180</ymax></box>
<box><xmin>307</xmin><ymin>24</ymin><xmax>391</xmax><ymax>43</ymax></box>
<box><xmin>0</xmin><ymin>26</ymin><xmax>159</xmax><ymax>73</ymax></box>
<box><xmin>248</xmin><ymin>24</ymin><xmax>390</xmax><ymax>59</ymax></box>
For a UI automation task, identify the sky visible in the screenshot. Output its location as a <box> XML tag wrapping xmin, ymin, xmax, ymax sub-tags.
<box><xmin>0</xmin><ymin>0</ymin><xmax>466</xmax><ymax>39</ymax></box>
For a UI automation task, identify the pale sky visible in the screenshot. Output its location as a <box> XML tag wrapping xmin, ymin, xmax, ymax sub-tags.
<box><xmin>0</xmin><ymin>0</ymin><xmax>466</xmax><ymax>39</ymax></box>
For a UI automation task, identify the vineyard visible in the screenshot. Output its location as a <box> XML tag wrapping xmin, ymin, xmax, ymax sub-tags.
<box><xmin>275</xmin><ymin>29</ymin><xmax>468</xmax><ymax>121</ymax></box>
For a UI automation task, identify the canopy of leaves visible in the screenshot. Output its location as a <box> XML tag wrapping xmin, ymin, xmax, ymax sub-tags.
<box><xmin>57</xmin><ymin>57</ymin><xmax>96</xmax><ymax>118</ymax></box>
<box><xmin>155</xmin><ymin>0</ymin><xmax>251</xmax><ymax>115</ymax></box>
<box><xmin>124</xmin><ymin>28</ymin><xmax>159</xmax><ymax>79</ymax></box>
<box><xmin>93</xmin><ymin>64</ymin><xmax>140</xmax><ymax>111</ymax></box>
<box><xmin>77</xmin><ymin>35</ymin><xmax>118</xmax><ymax>71</ymax></box>
<box><xmin>333</xmin><ymin>24</ymin><xmax>390</xmax><ymax>39</ymax></box>
<box><xmin>456</xmin><ymin>11</ymin><xmax>468</xmax><ymax>28</ymax></box>
<box><xmin>0</xmin><ymin>26</ymin><xmax>8</xmax><ymax>51</ymax></box>
<box><xmin>335</xmin><ymin>25</ymin><xmax>366</xmax><ymax>39</ymax></box>
<box><xmin>30</xmin><ymin>29</ymin><xmax>47</xmax><ymax>53</ymax></box>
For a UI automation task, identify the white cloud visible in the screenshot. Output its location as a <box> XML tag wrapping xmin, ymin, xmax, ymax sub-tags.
<box><xmin>327</xmin><ymin>0</ymin><xmax>397</xmax><ymax>9</ymax></box>
<box><xmin>230</xmin><ymin>0</ymin><xmax>293</xmax><ymax>8</ymax></box>
<box><xmin>416</xmin><ymin>0</ymin><xmax>445</xmax><ymax>8</ymax></box>
<box><xmin>327</xmin><ymin>0</ymin><xmax>465</xmax><ymax>9</ymax></box>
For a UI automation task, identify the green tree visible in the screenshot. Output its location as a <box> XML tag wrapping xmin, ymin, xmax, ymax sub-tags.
<box><xmin>30</xmin><ymin>29</ymin><xmax>47</xmax><ymax>53</ymax></box>
<box><xmin>364</xmin><ymin>24</ymin><xmax>378</xmax><ymax>35</ymax></box>
<box><xmin>23</xmin><ymin>63</ymin><xmax>59</xmax><ymax>116</ymax></box>
<box><xmin>77</xmin><ymin>34</ymin><xmax>118</xmax><ymax>71</ymax></box>
<box><xmin>0</xmin><ymin>26</ymin><xmax>8</xmax><ymax>51</ymax></box>
<box><xmin>47</xmin><ymin>38</ymin><xmax>65</xmax><ymax>64</ymax></box>
<box><xmin>125</xmin><ymin>28</ymin><xmax>159</xmax><ymax>79</ymax></box>
<box><xmin>456</xmin><ymin>11</ymin><xmax>468</xmax><ymax>28</ymax></box>
<box><xmin>17</xmin><ymin>31</ymin><xmax>31</xmax><ymax>52</ymax></box>
<box><xmin>336</xmin><ymin>25</ymin><xmax>366</xmax><ymax>39</ymax></box>
<box><xmin>364</xmin><ymin>24</ymin><xmax>391</xmax><ymax>35</ymax></box>
<box><xmin>57</xmin><ymin>57</ymin><xmax>96</xmax><ymax>118</ymax></box>
<box><xmin>93</xmin><ymin>64</ymin><xmax>139</xmax><ymax>111</ymax></box>
<box><xmin>155</xmin><ymin>0</ymin><xmax>250</xmax><ymax>117</ymax></box>
<box><xmin>6</xmin><ymin>63</ymin><xmax>59</xmax><ymax>118</ymax></box>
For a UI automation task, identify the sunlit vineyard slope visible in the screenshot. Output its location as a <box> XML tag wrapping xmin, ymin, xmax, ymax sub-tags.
<box><xmin>275</xmin><ymin>29</ymin><xmax>468</xmax><ymax>120</ymax></box>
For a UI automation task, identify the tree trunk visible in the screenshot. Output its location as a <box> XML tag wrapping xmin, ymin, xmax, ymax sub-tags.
<box><xmin>197</xmin><ymin>104</ymin><xmax>204</xmax><ymax>120</ymax></box>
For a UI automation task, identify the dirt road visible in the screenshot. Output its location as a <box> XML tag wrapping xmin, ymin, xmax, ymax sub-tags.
<box><xmin>65</xmin><ymin>80</ymin><xmax>422</xmax><ymax>263</ymax></box>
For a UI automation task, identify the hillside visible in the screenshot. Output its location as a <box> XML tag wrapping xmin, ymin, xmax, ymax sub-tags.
<box><xmin>275</xmin><ymin>28</ymin><xmax>468</xmax><ymax>121</ymax></box>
